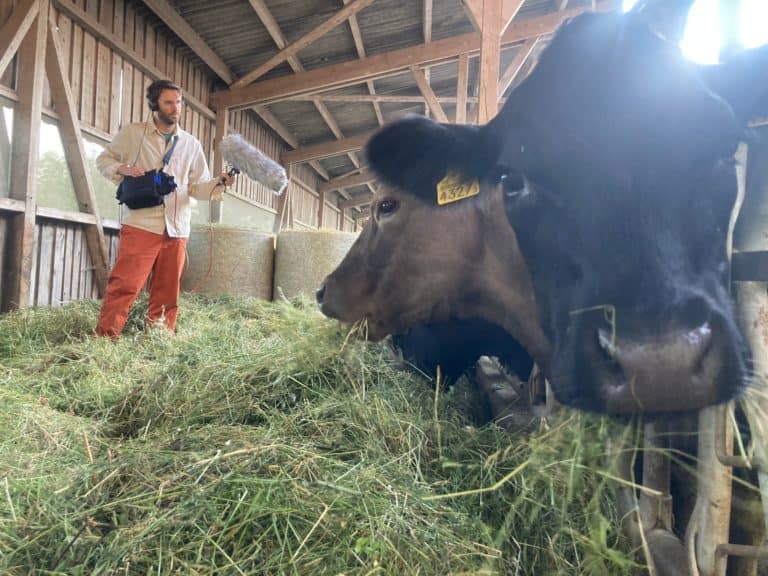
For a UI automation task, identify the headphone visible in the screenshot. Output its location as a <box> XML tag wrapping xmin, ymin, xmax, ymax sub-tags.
<box><xmin>146</xmin><ymin>79</ymin><xmax>181</xmax><ymax>112</ymax></box>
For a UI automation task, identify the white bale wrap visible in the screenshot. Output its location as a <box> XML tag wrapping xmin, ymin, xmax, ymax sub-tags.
<box><xmin>182</xmin><ymin>225</ymin><xmax>275</xmax><ymax>299</ymax></box>
<box><xmin>273</xmin><ymin>229</ymin><xmax>358</xmax><ymax>299</ymax></box>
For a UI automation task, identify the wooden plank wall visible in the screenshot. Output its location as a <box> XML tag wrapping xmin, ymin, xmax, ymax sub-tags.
<box><xmin>15</xmin><ymin>215</ymin><xmax>118</xmax><ymax>307</ymax></box>
<box><xmin>43</xmin><ymin>0</ymin><xmax>213</xmax><ymax>148</ymax></box>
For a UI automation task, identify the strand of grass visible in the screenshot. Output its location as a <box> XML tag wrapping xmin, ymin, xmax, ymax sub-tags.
<box><xmin>424</xmin><ymin>460</ymin><xmax>531</xmax><ymax>501</ymax></box>
<box><xmin>434</xmin><ymin>366</ymin><xmax>443</xmax><ymax>461</ymax></box>
<box><xmin>194</xmin><ymin>523</ymin><xmax>247</xmax><ymax>576</ymax></box>
<box><xmin>729</xmin><ymin>402</ymin><xmax>751</xmax><ymax>465</ymax></box>
<box><xmin>79</xmin><ymin>467</ymin><xmax>121</xmax><ymax>500</ymax></box>
<box><xmin>3</xmin><ymin>477</ymin><xmax>16</xmax><ymax>521</ymax></box>
<box><xmin>290</xmin><ymin>503</ymin><xmax>331</xmax><ymax>563</ymax></box>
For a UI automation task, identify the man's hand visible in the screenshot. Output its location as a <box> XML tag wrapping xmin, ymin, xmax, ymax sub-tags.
<box><xmin>118</xmin><ymin>164</ymin><xmax>146</xmax><ymax>177</ymax></box>
<box><xmin>219</xmin><ymin>171</ymin><xmax>236</xmax><ymax>187</ymax></box>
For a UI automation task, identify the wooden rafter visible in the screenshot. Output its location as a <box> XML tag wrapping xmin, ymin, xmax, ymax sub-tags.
<box><xmin>0</xmin><ymin>0</ymin><xmax>38</xmax><ymax>79</ymax></box>
<box><xmin>424</xmin><ymin>0</ymin><xmax>433</xmax><ymax>42</ymax></box>
<box><xmin>478</xmin><ymin>0</ymin><xmax>502</xmax><ymax>123</ymax></box>
<box><xmin>212</xmin><ymin>4</ymin><xmax>607</xmax><ymax>110</ymax></box>
<box><xmin>3</xmin><ymin>0</ymin><xmax>48</xmax><ymax>312</ymax></box>
<box><xmin>497</xmin><ymin>36</ymin><xmax>538</xmax><ymax>98</ymax></box>
<box><xmin>141</xmin><ymin>0</ymin><xmax>234</xmax><ymax>83</ymax></box>
<box><xmin>285</xmin><ymin>94</ymin><xmax>481</xmax><ymax>104</ymax></box>
<box><xmin>411</xmin><ymin>65</ymin><xmax>448</xmax><ymax>122</ymax></box>
<box><xmin>46</xmin><ymin>14</ymin><xmax>110</xmax><ymax>295</ymax></box>
<box><xmin>320</xmin><ymin>171</ymin><xmax>375</xmax><ymax>194</ymax></box>
<box><xmin>247</xmin><ymin>1</ymin><xmax>358</xmax><ymax>197</ymax></box>
<box><xmin>463</xmin><ymin>0</ymin><xmax>525</xmax><ymax>33</ymax></box>
<box><xmin>456</xmin><ymin>53</ymin><xmax>469</xmax><ymax>124</ymax></box>
<box><xmin>281</xmin><ymin>131</ymin><xmax>375</xmax><ymax>165</ymax></box>
<box><xmin>343</xmin><ymin>0</ymin><xmax>384</xmax><ymax>126</ymax></box>
<box><xmin>232</xmin><ymin>0</ymin><xmax>376</xmax><ymax>89</ymax></box>
<box><xmin>340</xmin><ymin>192</ymin><xmax>375</xmax><ymax>209</ymax></box>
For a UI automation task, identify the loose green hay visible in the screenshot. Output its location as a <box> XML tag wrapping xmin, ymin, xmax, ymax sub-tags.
<box><xmin>0</xmin><ymin>295</ymin><xmax>643</xmax><ymax>575</ymax></box>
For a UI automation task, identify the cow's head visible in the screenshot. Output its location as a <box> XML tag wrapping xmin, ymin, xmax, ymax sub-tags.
<box><xmin>316</xmin><ymin>117</ymin><xmax>550</xmax><ymax>369</ymax></box>
<box><xmin>490</xmin><ymin>7</ymin><xmax>767</xmax><ymax>413</ymax></box>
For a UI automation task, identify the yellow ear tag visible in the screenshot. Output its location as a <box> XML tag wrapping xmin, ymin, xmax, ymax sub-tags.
<box><xmin>436</xmin><ymin>171</ymin><xmax>480</xmax><ymax>206</ymax></box>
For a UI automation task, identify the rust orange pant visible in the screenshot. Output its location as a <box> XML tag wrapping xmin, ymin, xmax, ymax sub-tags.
<box><xmin>96</xmin><ymin>225</ymin><xmax>187</xmax><ymax>337</ymax></box>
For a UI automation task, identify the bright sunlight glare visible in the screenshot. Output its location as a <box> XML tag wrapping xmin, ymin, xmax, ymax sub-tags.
<box><xmin>622</xmin><ymin>0</ymin><xmax>768</xmax><ymax>64</ymax></box>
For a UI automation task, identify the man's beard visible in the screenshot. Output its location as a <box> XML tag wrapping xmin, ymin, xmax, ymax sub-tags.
<box><xmin>157</xmin><ymin>111</ymin><xmax>178</xmax><ymax>126</ymax></box>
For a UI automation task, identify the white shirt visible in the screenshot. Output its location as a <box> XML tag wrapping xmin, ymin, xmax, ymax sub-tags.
<box><xmin>97</xmin><ymin>119</ymin><xmax>221</xmax><ymax>237</ymax></box>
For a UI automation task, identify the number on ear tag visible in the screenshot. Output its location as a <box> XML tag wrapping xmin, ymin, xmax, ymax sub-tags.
<box><xmin>437</xmin><ymin>172</ymin><xmax>480</xmax><ymax>205</ymax></box>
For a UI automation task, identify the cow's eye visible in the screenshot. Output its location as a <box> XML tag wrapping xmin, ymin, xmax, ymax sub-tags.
<box><xmin>500</xmin><ymin>171</ymin><xmax>527</xmax><ymax>199</ymax></box>
<box><xmin>376</xmin><ymin>199</ymin><xmax>399</xmax><ymax>218</ymax></box>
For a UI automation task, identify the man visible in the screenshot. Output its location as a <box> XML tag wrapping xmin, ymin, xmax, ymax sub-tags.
<box><xmin>95</xmin><ymin>79</ymin><xmax>235</xmax><ymax>337</ymax></box>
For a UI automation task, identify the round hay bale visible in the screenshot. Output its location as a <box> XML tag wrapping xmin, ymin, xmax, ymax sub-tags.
<box><xmin>182</xmin><ymin>225</ymin><xmax>275</xmax><ymax>299</ymax></box>
<box><xmin>274</xmin><ymin>229</ymin><xmax>357</xmax><ymax>300</ymax></box>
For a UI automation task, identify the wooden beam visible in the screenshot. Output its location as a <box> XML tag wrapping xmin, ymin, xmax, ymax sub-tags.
<box><xmin>462</xmin><ymin>0</ymin><xmax>482</xmax><ymax>31</ymax></box>
<box><xmin>465</xmin><ymin>0</ymin><xmax>524</xmax><ymax>33</ymax></box>
<box><xmin>282</xmin><ymin>131</ymin><xmax>374</xmax><ymax>165</ymax></box>
<box><xmin>141</xmin><ymin>0</ymin><xmax>234</xmax><ymax>84</ymax></box>
<box><xmin>424</xmin><ymin>0</ymin><xmax>433</xmax><ymax>43</ymax></box>
<box><xmin>232</xmin><ymin>0</ymin><xmax>376</xmax><ymax>89</ymax></box>
<box><xmin>410</xmin><ymin>65</ymin><xmax>448</xmax><ymax>122</ymax></box>
<box><xmin>0</xmin><ymin>0</ymin><xmax>38</xmax><ymax>80</ymax></box>
<box><xmin>320</xmin><ymin>171</ymin><xmax>375</xmax><ymax>194</ymax></box>
<box><xmin>498</xmin><ymin>36</ymin><xmax>538</xmax><ymax>98</ymax></box>
<box><xmin>342</xmin><ymin>0</ymin><xmax>384</xmax><ymax>126</ymax></box>
<box><xmin>340</xmin><ymin>192</ymin><xmax>374</xmax><ymax>209</ymax></box>
<box><xmin>46</xmin><ymin>16</ymin><xmax>109</xmax><ymax>296</ymax></box>
<box><xmin>212</xmin><ymin>4</ymin><xmax>605</xmax><ymax>110</ymax></box>
<box><xmin>317</xmin><ymin>190</ymin><xmax>326</xmax><ymax>228</ymax></box>
<box><xmin>54</xmin><ymin>0</ymin><xmax>214</xmax><ymax>120</ymax></box>
<box><xmin>248</xmin><ymin>0</ymin><xmax>304</xmax><ymax>72</ymax></box>
<box><xmin>478</xmin><ymin>0</ymin><xmax>502</xmax><ymax>124</ymax></box>
<box><xmin>286</xmin><ymin>93</ymin><xmax>480</xmax><ymax>104</ymax></box>
<box><xmin>253</xmin><ymin>106</ymin><xmax>332</xmax><ymax>183</ymax></box>
<box><xmin>3</xmin><ymin>0</ymin><xmax>48</xmax><ymax>311</ymax></box>
<box><xmin>501</xmin><ymin>0</ymin><xmax>525</xmax><ymax>34</ymax></box>
<box><xmin>210</xmin><ymin>108</ymin><xmax>228</xmax><ymax>224</ymax></box>
<box><xmin>0</xmin><ymin>197</ymin><xmax>25</xmax><ymax>213</ymax></box>
<box><xmin>456</xmin><ymin>53</ymin><xmax>469</xmax><ymax>124</ymax></box>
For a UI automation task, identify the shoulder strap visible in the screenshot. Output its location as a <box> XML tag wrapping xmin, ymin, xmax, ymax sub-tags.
<box><xmin>161</xmin><ymin>134</ymin><xmax>179</xmax><ymax>168</ymax></box>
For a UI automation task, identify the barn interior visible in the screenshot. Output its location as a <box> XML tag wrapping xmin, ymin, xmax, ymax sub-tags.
<box><xmin>1</xmin><ymin>0</ymin><xmax>767</xmax><ymax>574</ymax></box>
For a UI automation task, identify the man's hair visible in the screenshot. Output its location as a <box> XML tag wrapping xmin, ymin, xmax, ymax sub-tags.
<box><xmin>146</xmin><ymin>79</ymin><xmax>182</xmax><ymax>112</ymax></box>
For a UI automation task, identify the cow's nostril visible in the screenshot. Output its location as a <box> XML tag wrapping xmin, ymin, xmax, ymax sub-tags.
<box><xmin>316</xmin><ymin>284</ymin><xmax>326</xmax><ymax>304</ymax></box>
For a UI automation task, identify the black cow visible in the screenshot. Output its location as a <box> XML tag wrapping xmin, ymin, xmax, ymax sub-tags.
<box><xmin>327</xmin><ymin>5</ymin><xmax>768</xmax><ymax>414</ymax></box>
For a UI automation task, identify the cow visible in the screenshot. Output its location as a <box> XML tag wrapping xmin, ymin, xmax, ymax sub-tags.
<box><xmin>318</xmin><ymin>3</ymin><xmax>768</xmax><ymax>416</ymax></box>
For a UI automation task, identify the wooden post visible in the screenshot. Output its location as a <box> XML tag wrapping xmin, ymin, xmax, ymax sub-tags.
<box><xmin>210</xmin><ymin>107</ymin><xmax>228</xmax><ymax>224</ymax></box>
<box><xmin>46</xmin><ymin>14</ymin><xmax>109</xmax><ymax>296</ymax></box>
<box><xmin>477</xmin><ymin>0</ymin><xmax>501</xmax><ymax>124</ymax></box>
<box><xmin>455</xmin><ymin>53</ymin><xmax>469</xmax><ymax>124</ymax></box>
<box><xmin>3</xmin><ymin>0</ymin><xmax>48</xmax><ymax>311</ymax></box>
<box><xmin>317</xmin><ymin>190</ymin><xmax>326</xmax><ymax>229</ymax></box>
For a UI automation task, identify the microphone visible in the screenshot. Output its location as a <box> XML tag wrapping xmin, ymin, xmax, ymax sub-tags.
<box><xmin>220</xmin><ymin>133</ymin><xmax>288</xmax><ymax>195</ymax></box>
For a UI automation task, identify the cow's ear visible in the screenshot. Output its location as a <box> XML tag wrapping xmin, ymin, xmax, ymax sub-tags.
<box><xmin>698</xmin><ymin>44</ymin><xmax>768</xmax><ymax>124</ymax></box>
<box><xmin>365</xmin><ymin>115</ymin><xmax>499</xmax><ymax>202</ymax></box>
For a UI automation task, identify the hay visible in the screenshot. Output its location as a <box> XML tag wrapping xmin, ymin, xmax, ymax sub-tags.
<box><xmin>0</xmin><ymin>295</ymin><xmax>641</xmax><ymax>575</ymax></box>
<box><xmin>182</xmin><ymin>224</ymin><xmax>275</xmax><ymax>299</ymax></box>
<box><xmin>273</xmin><ymin>229</ymin><xmax>357</xmax><ymax>299</ymax></box>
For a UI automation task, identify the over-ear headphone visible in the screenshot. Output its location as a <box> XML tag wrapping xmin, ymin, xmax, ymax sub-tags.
<box><xmin>146</xmin><ymin>79</ymin><xmax>181</xmax><ymax>112</ymax></box>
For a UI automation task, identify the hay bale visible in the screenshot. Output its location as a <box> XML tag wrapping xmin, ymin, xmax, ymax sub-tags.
<box><xmin>273</xmin><ymin>229</ymin><xmax>357</xmax><ymax>299</ymax></box>
<box><xmin>182</xmin><ymin>225</ymin><xmax>274</xmax><ymax>299</ymax></box>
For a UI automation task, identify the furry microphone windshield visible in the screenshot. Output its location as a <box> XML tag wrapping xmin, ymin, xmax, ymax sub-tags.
<box><xmin>220</xmin><ymin>133</ymin><xmax>288</xmax><ymax>195</ymax></box>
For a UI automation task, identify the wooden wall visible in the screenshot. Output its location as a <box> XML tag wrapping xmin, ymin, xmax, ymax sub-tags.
<box><xmin>29</xmin><ymin>218</ymin><xmax>119</xmax><ymax>306</ymax></box>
